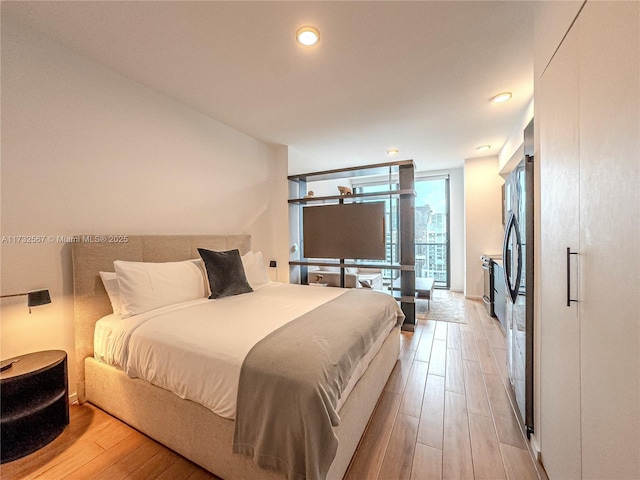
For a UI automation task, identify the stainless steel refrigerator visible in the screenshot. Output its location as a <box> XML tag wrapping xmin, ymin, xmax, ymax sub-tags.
<box><xmin>502</xmin><ymin>119</ymin><xmax>534</xmax><ymax>437</ymax></box>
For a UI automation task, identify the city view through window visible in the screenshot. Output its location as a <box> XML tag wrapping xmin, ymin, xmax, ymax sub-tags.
<box><xmin>415</xmin><ymin>177</ymin><xmax>449</xmax><ymax>287</ymax></box>
<box><xmin>356</xmin><ymin>176</ymin><xmax>450</xmax><ymax>288</ymax></box>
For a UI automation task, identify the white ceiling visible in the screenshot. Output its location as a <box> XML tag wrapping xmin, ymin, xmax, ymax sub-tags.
<box><xmin>3</xmin><ymin>1</ymin><xmax>535</xmax><ymax>173</ymax></box>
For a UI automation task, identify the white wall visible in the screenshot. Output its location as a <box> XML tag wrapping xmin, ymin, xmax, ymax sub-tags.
<box><xmin>463</xmin><ymin>156</ymin><xmax>504</xmax><ymax>298</ymax></box>
<box><xmin>268</xmin><ymin>145</ymin><xmax>291</xmax><ymax>283</ymax></box>
<box><xmin>499</xmin><ymin>99</ymin><xmax>534</xmax><ymax>174</ymax></box>
<box><xmin>448</xmin><ymin>168</ymin><xmax>464</xmax><ymax>292</ymax></box>
<box><xmin>534</xmin><ymin>0</ymin><xmax>585</xmax><ymax>78</ymax></box>
<box><xmin>0</xmin><ymin>21</ymin><xmax>287</xmax><ymax>398</ymax></box>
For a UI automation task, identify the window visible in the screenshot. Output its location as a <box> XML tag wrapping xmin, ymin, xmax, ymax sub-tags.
<box><xmin>415</xmin><ymin>176</ymin><xmax>450</xmax><ymax>288</ymax></box>
<box><xmin>354</xmin><ymin>173</ymin><xmax>450</xmax><ymax>289</ymax></box>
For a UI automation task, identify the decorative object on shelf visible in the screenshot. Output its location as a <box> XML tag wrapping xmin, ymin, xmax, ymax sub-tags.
<box><xmin>315</xmin><ymin>274</ymin><xmax>324</xmax><ymax>283</ymax></box>
<box><xmin>0</xmin><ymin>289</ymin><xmax>51</xmax><ymax>314</ymax></box>
<box><xmin>309</xmin><ymin>267</ymin><xmax>383</xmax><ymax>290</ymax></box>
<box><xmin>304</xmin><ymin>191</ymin><xmax>315</xmax><ymax>198</ymax></box>
<box><xmin>337</xmin><ymin>186</ymin><xmax>352</xmax><ymax>195</ymax></box>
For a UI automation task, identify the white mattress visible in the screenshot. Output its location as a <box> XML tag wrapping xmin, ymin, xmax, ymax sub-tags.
<box><xmin>94</xmin><ymin>282</ymin><xmax>399</xmax><ymax>419</ymax></box>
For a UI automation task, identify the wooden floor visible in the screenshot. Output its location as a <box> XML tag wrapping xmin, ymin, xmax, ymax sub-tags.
<box><xmin>1</xmin><ymin>292</ymin><xmax>545</xmax><ymax>480</ymax></box>
<box><xmin>344</xmin><ymin>292</ymin><xmax>545</xmax><ymax>480</ymax></box>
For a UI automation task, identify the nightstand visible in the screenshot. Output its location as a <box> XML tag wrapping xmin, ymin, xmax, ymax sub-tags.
<box><xmin>1</xmin><ymin>350</ymin><xmax>69</xmax><ymax>463</ymax></box>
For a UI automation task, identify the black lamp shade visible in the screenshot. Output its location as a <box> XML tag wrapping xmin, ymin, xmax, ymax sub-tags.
<box><xmin>27</xmin><ymin>290</ymin><xmax>51</xmax><ymax>308</ymax></box>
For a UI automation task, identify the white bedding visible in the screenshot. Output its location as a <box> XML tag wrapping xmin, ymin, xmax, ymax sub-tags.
<box><xmin>94</xmin><ymin>282</ymin><xmax>398</xmax><ymax>419</ymax></box>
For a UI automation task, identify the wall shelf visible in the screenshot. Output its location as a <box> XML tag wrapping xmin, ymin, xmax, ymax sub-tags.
<box><xmin>288</xmin><ymin>189</ymin><xmax>416</xmax><ymax>204</ymax></box>
<box><xmin>289</xmin><ymin>260</ymin><xmax>415</xmax><ymax>269</ymax></box>
<box><xmin>288</xmin><ymin>159</ymin><xmax>415</xmax><ymax>183</ymax></box>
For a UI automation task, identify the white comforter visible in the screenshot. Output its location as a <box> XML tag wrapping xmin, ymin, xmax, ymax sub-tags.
<box><xmin>94</xmin><ymin>282</ymin><xmax>397</xmax><ymax>419</ymax></box>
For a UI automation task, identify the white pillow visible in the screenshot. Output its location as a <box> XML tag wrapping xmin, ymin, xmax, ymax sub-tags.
<box><xmin>253</xmin><ymin>252</ymin><xmax>271</xmax><ymax>285</ymax></box>
<box><xmin>241</xmin><ymin>251</ymin><xmax>270</xmax><ymax>287</ymax></box>
<box><xmin>190</xmin><ymin>258</ymin><xmax>210</xmax><ymax>295</ymax></box>
<box><xmin>114</xmin><ymin>260</ymin><xmax>206</xmax><ymax>318</ymax></box>
<box><xmin>99</xmin><ymin>271</ymin><xmax>122</xmax><ymax>315</ymax></box>
<box><xmin>241</xmin><ymin>250</ymin><xmax>254</xmax><ymax>268</ymax></box>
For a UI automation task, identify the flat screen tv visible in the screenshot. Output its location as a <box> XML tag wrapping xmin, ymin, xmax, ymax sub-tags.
<box><xmin>303</xmin><ymin>202</ymin><xmax>387</xmax><ymax>260</ymax></box>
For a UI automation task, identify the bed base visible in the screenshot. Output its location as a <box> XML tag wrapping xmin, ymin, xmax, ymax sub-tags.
<box><xmin>85</xmin><ymin>326</ymin><xmax>400</xmax><ymax>480</ymax></box>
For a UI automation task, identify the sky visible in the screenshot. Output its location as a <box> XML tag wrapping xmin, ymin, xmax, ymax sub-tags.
<box><xmin>416</xmin><ymin>178</ymin><xmax>446</xmax><ymax>214</ymax></box>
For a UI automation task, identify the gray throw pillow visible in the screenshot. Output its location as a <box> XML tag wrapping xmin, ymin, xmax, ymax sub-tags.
<box><xmin>197</xmin><ymin>248</ymin><xmax>253</xmax><ymax>299</ymax></box>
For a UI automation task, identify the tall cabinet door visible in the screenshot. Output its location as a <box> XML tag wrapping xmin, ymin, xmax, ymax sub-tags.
<box><xmin>538</xmin><ymin>22</ymin><xmax>582</xmax><ymax>480</ymax></box>
<box><xmin>539</xmin><ymin>2</ymin><xmax>640</xmax><ymax>478</ymax></box>
<box><xmin>578</xmin><ymin>2</ymin><xmax>640</xmax><ymax>477</ymax></box>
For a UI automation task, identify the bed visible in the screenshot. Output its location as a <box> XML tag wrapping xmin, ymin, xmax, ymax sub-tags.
<box><xmin>72</xmin><ymin>235</ymin><xmax>402</xmax><ymax>480</ymax></box>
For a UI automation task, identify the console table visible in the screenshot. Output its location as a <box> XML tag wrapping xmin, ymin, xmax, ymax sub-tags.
<box><xmin>1</xmin><ymin>350</ymin><xmax>69</xmax><ymax>463</ymax></box>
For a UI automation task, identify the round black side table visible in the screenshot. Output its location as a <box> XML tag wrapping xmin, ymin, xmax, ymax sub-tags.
<box><xmin>1</xmin><ymin>350</ymin><xmax>69</xmax><ymax>463</ymax></box>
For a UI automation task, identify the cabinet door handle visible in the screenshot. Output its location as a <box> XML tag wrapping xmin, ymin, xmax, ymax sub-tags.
<box><xmin>566</xmin><ymin>247</ymin><xmax>578</xmax><ymax>307</ymax></box>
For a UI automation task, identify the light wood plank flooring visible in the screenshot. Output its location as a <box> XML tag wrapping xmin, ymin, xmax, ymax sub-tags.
<box><xmin>345</xmin><ymin>291</ymin><xmax>546</xmax><ymax>480</ymax></box>
<box><xmin>0</xmin><ymin>403</ymin><xmax>218</xmax><ymax>480</ymax></box>
<box><xmin>1</xmin><ymin>292</ymin><xmax>545</xmax><ymax>480</ymax></box>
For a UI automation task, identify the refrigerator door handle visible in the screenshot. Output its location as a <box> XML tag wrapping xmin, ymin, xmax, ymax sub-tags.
<box><xmin>503</xmin><ymin>212</ymin><xmax>522</xmax><ymax>304</ymax></box>
<box><xmin>566</xmin><ymin>247</ymin><xmax>579</xmax><ymax>306</ymax></box>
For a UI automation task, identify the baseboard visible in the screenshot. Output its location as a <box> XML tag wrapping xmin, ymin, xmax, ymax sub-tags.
<box><xmin>69</xmin><ymin>392</ymin><xmax>78</xmax><ymax>405</ymax></box>
<box><xmin>464</xmin><ymin>294</ymin><xmax>483</xmax><ymax>300</ymax></box>
<box><xmin>529</xmin><ymin>434</ymin><xmax>540</xmax><ymax>459</ymax></box>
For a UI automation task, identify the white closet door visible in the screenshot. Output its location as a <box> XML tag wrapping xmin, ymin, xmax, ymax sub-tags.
<box><xmin>538</xmin><ymin>22</ymin><xmax>582</xmax><ymax>480</ymax></box>
<box><xmin>578</xmin><ymin>2</ymin><xmax>640</xmax><ymax>478</ymax></box>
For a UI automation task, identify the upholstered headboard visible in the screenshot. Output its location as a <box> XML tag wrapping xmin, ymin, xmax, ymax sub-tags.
<box><xmin>72</xmin><ymin>235</ymin><xmax>251</xmax><ymax>402</ymax></box>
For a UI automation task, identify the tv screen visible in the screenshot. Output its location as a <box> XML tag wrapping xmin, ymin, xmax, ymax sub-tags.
<box><xmin>303</xmin><ymin>202</ymin><xmax>387</xmax><ymax>260</ymax></box>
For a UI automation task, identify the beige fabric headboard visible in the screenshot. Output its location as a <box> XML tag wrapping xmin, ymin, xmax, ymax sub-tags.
<box><xmin>72</xmin><ymin>235</ymin><xmax>251</xmax><ymax>402</ymax></box>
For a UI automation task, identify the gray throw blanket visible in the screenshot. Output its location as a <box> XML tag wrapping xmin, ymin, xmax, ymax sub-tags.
<box><xmin>233</xmin><ymin>289</ymin><xmax>404</xmax><ymax>480</ymax></box>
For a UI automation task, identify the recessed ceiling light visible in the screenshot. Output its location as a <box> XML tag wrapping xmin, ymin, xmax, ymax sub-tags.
<box><xmin>491</xmin><ymin>92</ymin><xmax>512</xmax><ymax>104</ymax></box>
<box><xmin>476</xmin><ymin>145</ymin><xmax>491</xmax><ymax>152</ymax></box>
<box><xmin>296</xmin><ymin>26</ymin><xmax>320</xmax><ymax>47</ymax></box>
<box><xmin>386</xmin><ymin>149</ymin><xmax>399</xmax><ymax>157</ymax></box>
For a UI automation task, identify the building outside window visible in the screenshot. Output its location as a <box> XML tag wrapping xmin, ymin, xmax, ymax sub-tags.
<box><xmin>415</xmin><ymin>176</ymin><xmax>450</xmax><ymax>288</ymax></box>
<box><xmin>355</xmin><ymin>174</ymin><xmax>450</xmax><ymax>289</ymax></box>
